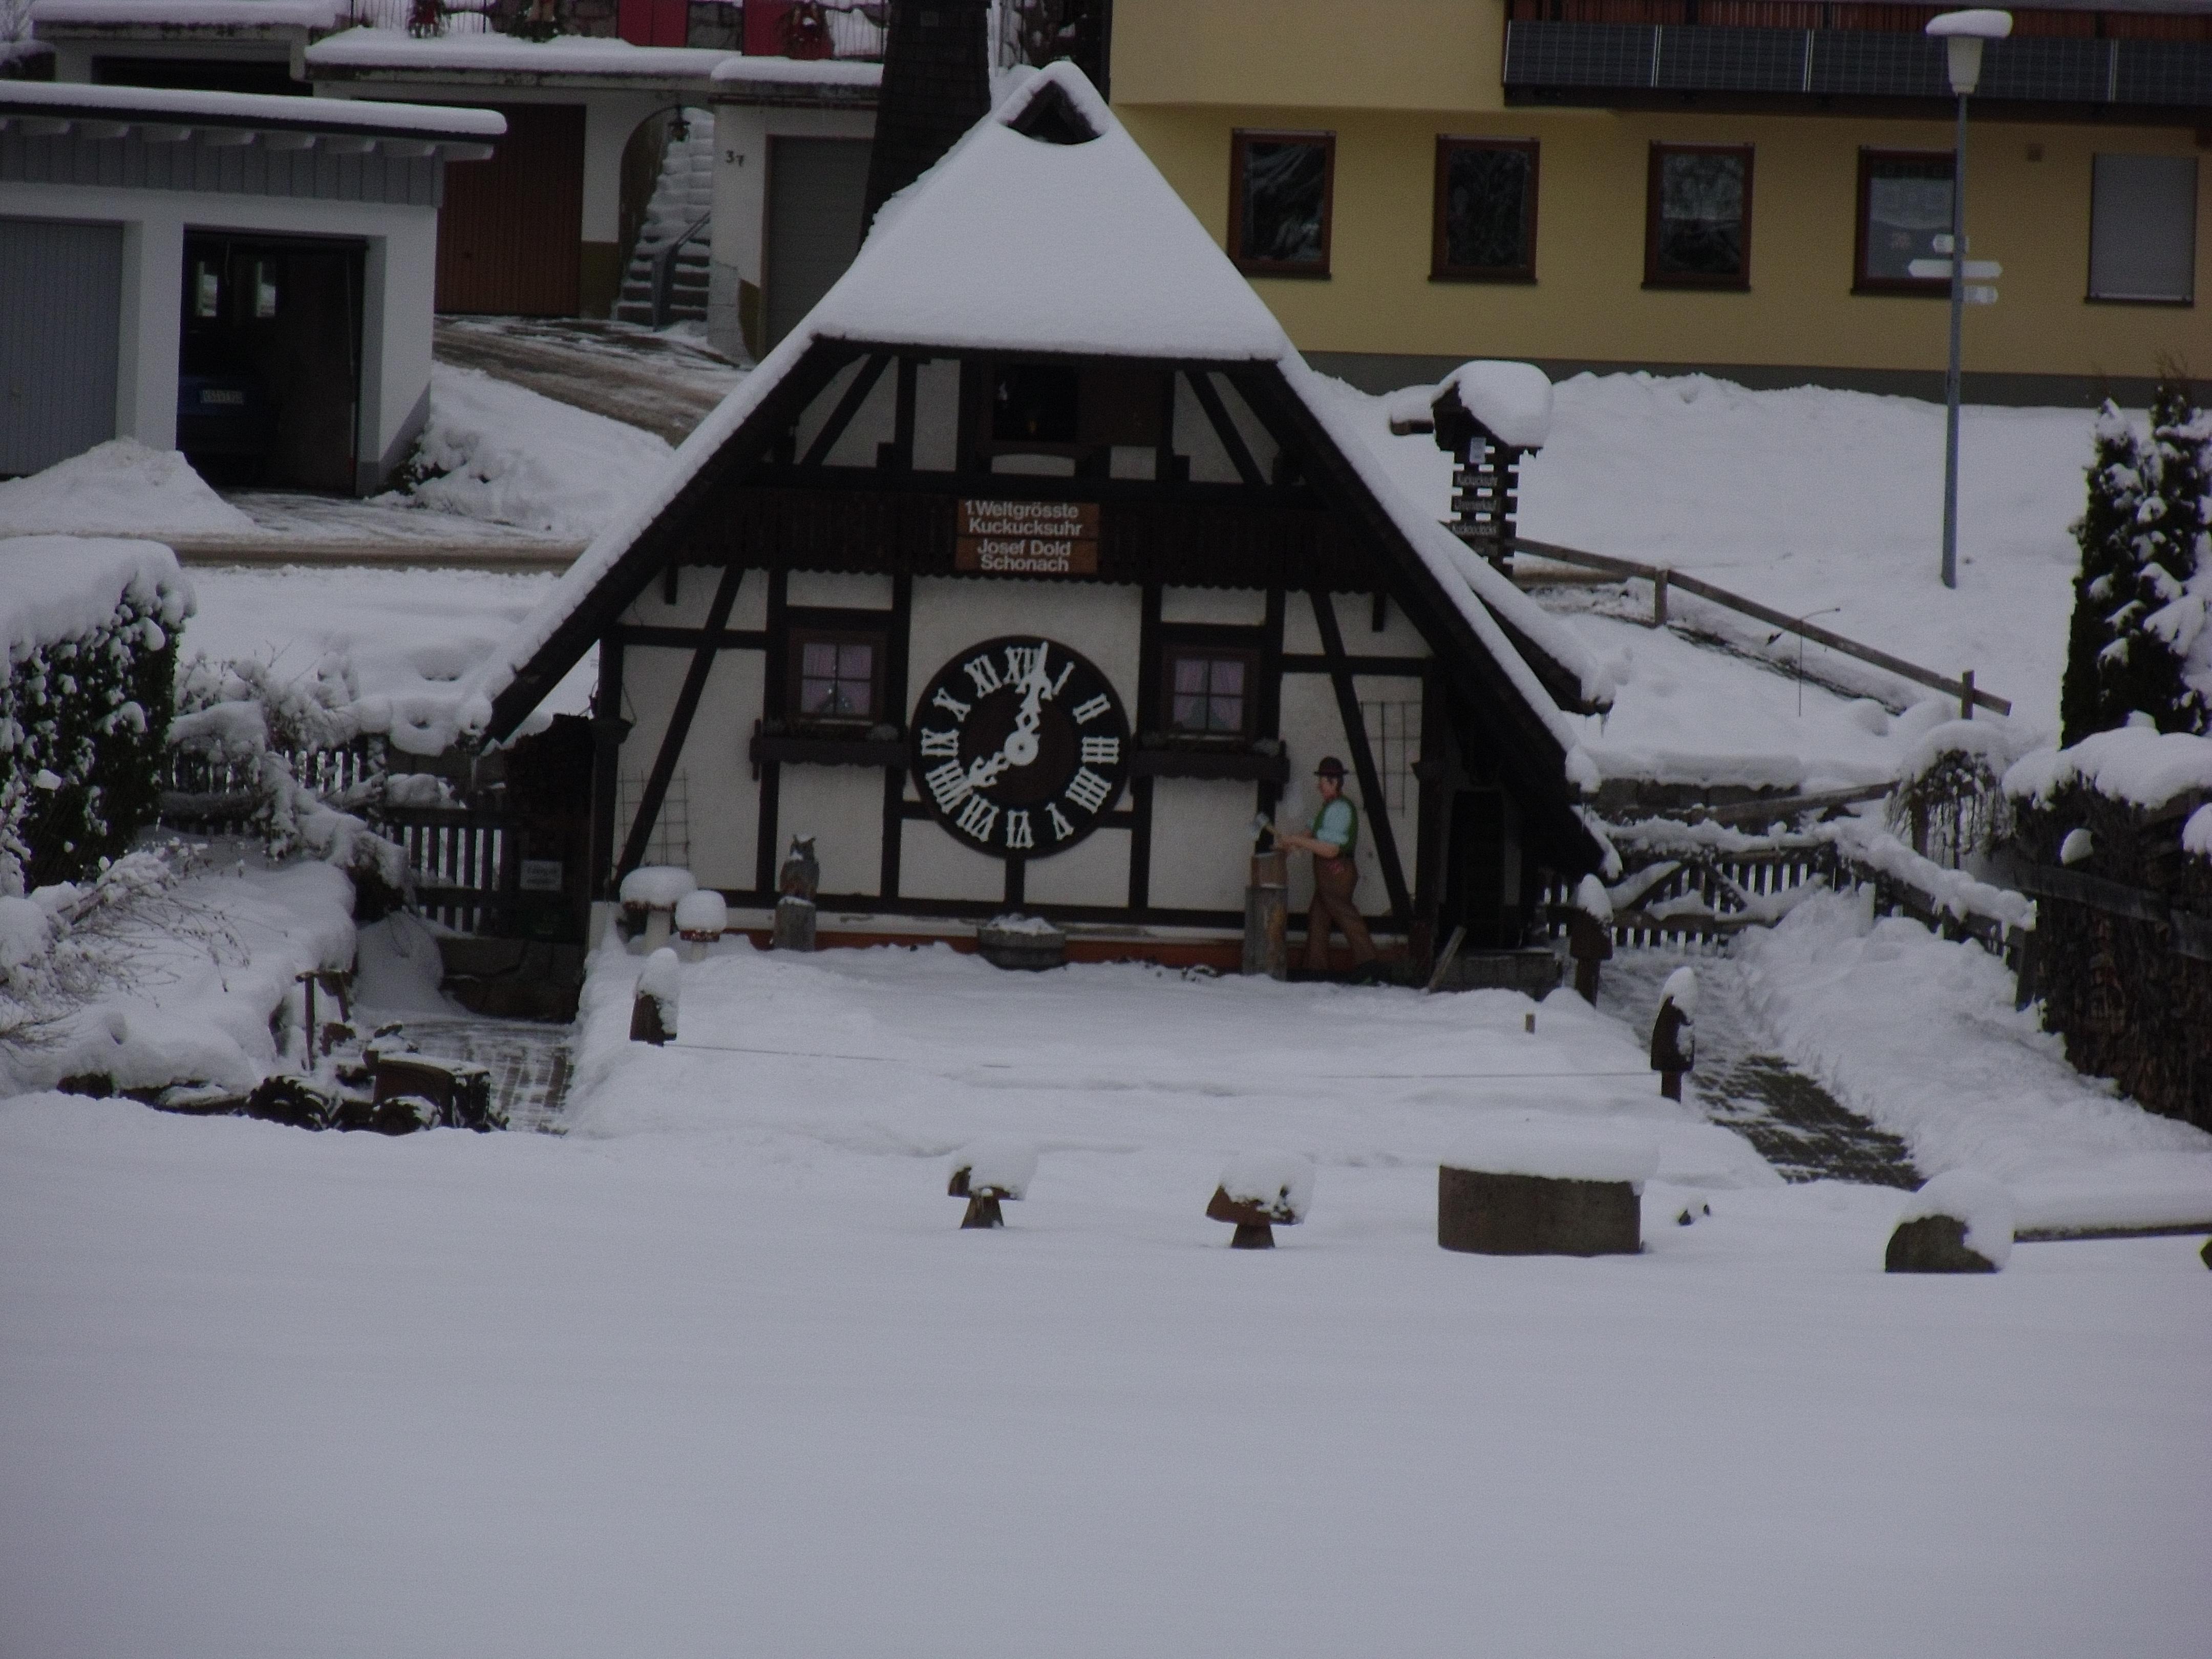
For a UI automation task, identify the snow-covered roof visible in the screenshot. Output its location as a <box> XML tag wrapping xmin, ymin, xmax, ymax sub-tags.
<box><xmin>0</xmin><ymin>76</ymin><xmax>505</xmax><ymax>137</ymax></box>
<box><xmin>307</xmin><ymin>27</ymin><xmax>736</xmax><ymax>83</ymax></box>
<box><xmin>32</xmin><ymin>0</ymin><xmax>337</xmax><ymax>29</ymax></box>
<box><xmin>475</xmin><ymin>64</ymin><xmax>1609</xmax><ymax>834</ymax></box>
<box><xmin>709</xmin><ymin>54</ymin><xmax>881</xmax><ymax>91</ymax></box>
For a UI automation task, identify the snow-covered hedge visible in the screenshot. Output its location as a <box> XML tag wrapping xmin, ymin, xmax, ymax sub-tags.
<box><xmin>1</xmin><ymin>539</ymin><xmax>192</xmax><ymax>893</ymax></box>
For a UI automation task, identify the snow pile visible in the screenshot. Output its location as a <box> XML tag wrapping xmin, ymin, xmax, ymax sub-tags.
<box><xmin>2004</xmin><ymin>725</ymin><xmax>2212</xmax><ymax>812</ymax></box>
<box><xmin>2185</xmin><ymin>804</ymin><xmax>2212</xmax><ymax>857</ymax></box>
<box><xmin>380</xmin><ymin>363</ymin><xmax>675</xmax><ymax>540</ymax></box>
<box><xmin>1736</xmin><ymin>887</ymin><xmax>2212</xmax><ymax>1225</ymax></box>
<box><xmin>619</xmin><ymin>866</ymin><xmax>696</xmax><ymax>908</ymax></box>
<box><xmin>1444</xmin><ymin>1121</ymin><xmax>1662</xmax><ymax>1187</ymax></box>
<box><xmin>635</xmin><ymin>946</ymin><xmax>681</xmax><ymax>1034</ymax></box>
<box><xmin>1896</xmin><ymin>1171</ymin><xmax>2016</xmax><ymax>1269</ymax></box>
<box><xmin>954</xmin><ymin>1136</ymin><xmax>1038</xmax><ymax>1199</ymax></box>
<box><xmin>982</xmin><ymin>912</ymin><xmax>1061</xmax><ymax>935</ymax></box>
<box><xmin>1442</xmin><ymin>360</ymin><xmax>1554</xmax><ymax>449</ymax></box>
<box><xmin>0</xmin><ymin>440</ymin><xmax>255</xmax><ymax>539</ymax></box>
<box><xmin>1217</xmin><ymin>1150</ymin><xmax>1313</xmax><ymax>1221</ymax></box>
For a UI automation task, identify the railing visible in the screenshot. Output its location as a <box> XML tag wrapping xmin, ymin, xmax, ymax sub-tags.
<box><xmin>1513</xmin><ymin>537</ymin><xmax>2011</xmax><ymax>717</ymax></box>
<box><xmin>650</xmin><ymin>209</ymin><xmax>712</xmax><ymax>328</ymax></box>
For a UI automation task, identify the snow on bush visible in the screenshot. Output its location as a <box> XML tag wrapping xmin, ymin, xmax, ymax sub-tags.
<box><xmin>0</xmin><ymin>845</ymin><xmax>215</xmax><ymax>1055</ymax></box>
<box><xmin>1896</xmin><ymin>1171</ymin><xmax>2016</xmax><ymax>1269</ymax></box>
<box><xmin>1217</xmin><ymin>1150</ymin><xmax>1313</xmax><ymax>1221</ymax></box>
<box><xmin>1</xmin><ymin>538</ymin><xmax>192</xmax><ymax>892</ymax></box>
<box><xmin>0</xmin><ymin>439</ymin><xmax>258</xmax><ymax>538</ymax></box>
<box><xmin>2003</xmin><ymin>724</ymin><xmax>2212</xmax><ymax>815</ymax></box>
<box><xmin>379</xmin><ymin>363</ymin><xmax>675</xmax><ymax>540</ymax></box>
<box><xmin>1444</xmin><ymin>1121</ymin><xmax>1662</xmax><ymax>1187</ymax></box>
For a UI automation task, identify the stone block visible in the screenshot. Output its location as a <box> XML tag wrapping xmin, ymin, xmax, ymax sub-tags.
<box><xmin>1885</xmin><ymin>1215</ymin><xmax>2001</xmax><ymax>1273</ymax></box>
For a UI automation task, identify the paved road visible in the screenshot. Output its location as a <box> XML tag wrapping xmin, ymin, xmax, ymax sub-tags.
<box><xmin>433</xmin><ymin>316</ymin><xmax>746</xmax><ymax>446</ymax></box>
<box><xmin>1598</xmin><ymin>946</ymin><xmax>1921</xmax><ymax>1189</ymax></box>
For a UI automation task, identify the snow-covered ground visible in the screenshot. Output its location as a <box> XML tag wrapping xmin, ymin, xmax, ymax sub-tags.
<box><xmin>3</xmin><ymin>937</ymin><xmax>2207</xmax><ymax>1657</ymax></box>
<box><xmin>1346</xmin><ymin>372</ymin><xmax>2100</xmax><ymax>735</ymax></box>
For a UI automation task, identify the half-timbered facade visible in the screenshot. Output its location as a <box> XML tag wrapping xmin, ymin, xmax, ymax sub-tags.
<box><xmin>481</xmin><ymin>63</ymin><xmax>1613</xmax><ymax>967</ymax></box>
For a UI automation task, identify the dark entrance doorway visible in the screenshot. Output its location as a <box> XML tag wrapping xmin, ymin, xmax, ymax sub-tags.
<box><xmin>178</xmin><ymin>231</ymin><xmax>364</xmax><ymax>492</ymax></box>
<box><xmin>1442</xmin><ymin>789</ymin><xmax>1509</xmax><ymax>948</ymax></box>
<box><xmin>436</xmin><ymin>103</ymin><xmax>586</xmax><ymax>316</ymax></box>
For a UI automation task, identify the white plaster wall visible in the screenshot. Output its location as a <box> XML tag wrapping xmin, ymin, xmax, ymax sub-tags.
<box><xmin>1160</xmin><ymin>586</ymin><xmax>1267</xmax><ymax>627</ymax></box>
<box><xmin>898</xmin><ymin>818</ymin><xmax>1005</xmax><ymax>904</ymax></box>
<box><xmin>705</xmin><ymin>100</ymin><xmax>874</xmax><ymax>360</ymax></box>
<box><xmin>0</xmin><ymin>177</ymin><xmax>435</xmax><ymax>473</ymax></box>
<box><xmin>1023</xmin><ymin>823</ymin><xmax>1132</xmax><ymax>909</ymax></box>
<box><xmin>792</xmin><ymin>353</ymin><xmax>898</xmax><ymax>471</ymax></box>
<box><xmin>777</xmin><ymin>763</ymin><xmax>882</xmax><ymax>898</ymax></box>
<box><xmin>616</xmin><ymin>641</ymin><xmax>763</xmax><ymax>892</ymax></box>
<box><xmin>622</xmin><ymin>565</ymin><xmax>769</xmax><ymax>629</ymax></box>
<box><xmin>1280</xmin><ymin>589</ymin><xmax>1430</xmax><ymax>657</ymax></box>
<box><xmin>787</xmin><ymin>570</ymin><xmax>892</xmax><ymax>610</ymax></box>
<box><xmin>1145</xmin><ymin>778</ymin><xmax>1262</xmax><ymax>913</ymax></box>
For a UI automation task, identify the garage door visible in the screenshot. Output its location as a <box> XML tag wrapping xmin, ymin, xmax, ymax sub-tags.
<box><xmin>765</xmin><ymin>136</ymin><xmax>870</xmax><ymax>349</ymax></box>
<box><xmin>0</xmin><ymin>218</ymin><xmax>122</xmax><ymax>477</ymax></box>
<box><xmin>436</xmin><ymin>103</ymin><xmax>586</xmax><ymax>316</ymax></box>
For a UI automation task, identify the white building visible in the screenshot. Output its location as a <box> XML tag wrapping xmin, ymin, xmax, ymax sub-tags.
<box><xmin>0</xmin><ymin>79</ymin><xmax>500</xmax><ymax>490</ymax></box>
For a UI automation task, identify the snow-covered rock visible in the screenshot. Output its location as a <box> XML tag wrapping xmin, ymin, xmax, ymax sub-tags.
<box><xmin>952</xmin><ymin>1137</ymin><xmax>1038</xmax><ymax>1200</ymax></box>
<box><xmin>1216</xmin><ymin>1151</ymin><xmax>1314</xmax><ymax>1223</ymax></box>
<box><xmin>1444</xmin><ymin>1121</ymin><xmax>1662</xmax><ymax>1188</ymax></box>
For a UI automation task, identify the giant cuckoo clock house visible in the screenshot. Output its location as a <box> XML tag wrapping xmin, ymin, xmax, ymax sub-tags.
<box><xmin>480</xmin><ymin>63</ymin><xmax>1613</xmax><ymax>972</ymax></box>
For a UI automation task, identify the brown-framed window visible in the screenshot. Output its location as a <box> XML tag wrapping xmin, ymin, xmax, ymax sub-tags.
<box><xmin>1645</xmin><ymin>143</ymin><xmax>1753</xmax><ymax>289</ymax></box>
<box><xmin>1162</xmin><ymin>645</ymin><xmax>1259</xmax><ymax>737</ymax></box>
<box><xmin>1855</xmin><ymin>150</ymin><xmax>1954</xmax><ymax>295</ymax></box>
<box><xmin>2088</xmin><ymin>153</ymin><xmax>2198</xmax><ymax>305</ymax></box>
<box><xmin>1433</xmin><ymin>137</ymin><xmax>1539</xmax><ymax>282</ymax></box>
<box><xmin>1230</xmin><ymin>130</ymin><xmax>1334</xmax><ymax>278</ymax></box>
<box><xmin>790</xmin><ymin>626</ymin><xmax>885</xmax><ymax>726</ymax></box>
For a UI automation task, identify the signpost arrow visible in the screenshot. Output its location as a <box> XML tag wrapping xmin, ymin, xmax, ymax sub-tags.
<box><xmin>1907</xmin><ymin>258</ymin><xmax>2004</xmax><ymax>279</ymax></box>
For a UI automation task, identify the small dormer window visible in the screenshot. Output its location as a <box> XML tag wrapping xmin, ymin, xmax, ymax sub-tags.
<box><xmin>992</xmin><ymin>364</ymin><xmax>1080</xmax><ymax>445</ymax></box>
<box><xmin>791</xmin><ymin>628</ymin><xmax>883</xmax><ymax>725</ymax></box>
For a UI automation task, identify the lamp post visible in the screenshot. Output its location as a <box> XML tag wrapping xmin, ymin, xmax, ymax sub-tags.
<box><xmin>1926</xmin><ymin>8</ymin><xmax>2012</xmax><ymax>590</ymax></box>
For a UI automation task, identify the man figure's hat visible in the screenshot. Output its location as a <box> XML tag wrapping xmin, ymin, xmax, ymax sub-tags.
<box><xmin>1314</xmin><ymin>756</ymin><xmax>1347</xmax><ymax>779</ymax></box>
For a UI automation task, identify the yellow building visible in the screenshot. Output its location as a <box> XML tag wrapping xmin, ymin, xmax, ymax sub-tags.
<box><xmin>1108</xmin><ymin>0</ymin><xmax>2209</xmax><ymax>401</ymax></box>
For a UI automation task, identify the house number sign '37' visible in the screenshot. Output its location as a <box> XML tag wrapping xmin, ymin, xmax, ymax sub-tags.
<box><xmin>909</xmin><ymin>636</ymin><xmax>1131</xmax><ymax>858</ymax></box>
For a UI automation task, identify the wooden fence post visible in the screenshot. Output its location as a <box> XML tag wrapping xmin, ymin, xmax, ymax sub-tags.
<box><xmin>1959</xmin><ymin>669</ymin><xmax>1975</xmax><ymax>721</ymax></box>
<box><xmin>1651</xmin><ymin>568</ymin><xmax>1670</xmax><ymax>629</ymax></box>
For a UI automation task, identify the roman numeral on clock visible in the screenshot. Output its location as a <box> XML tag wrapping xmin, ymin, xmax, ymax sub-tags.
<box><xmin>963</xmin><ymin>654</ymin><xmax>1005</xmax><ymax>697</ymax></box>
<box><xmin>1071</xmin><ymin>693</ymin><xmax>1111</xmax><ymax>725</ymax></box>
<box><xmin>919</xmin><ymin>728</ymin><xmax>960</xmax><ymax>757</ymax></box>
<box><xmin>1004</xmin><ymin>643</ymin><xmax>1044</xmax><ymax>683</ymax></box>
<box><xmin>1080</xmin><ymin>736</ymin><xmax>1120</xmax><ymax>765</ymax></box>
<box><xmin>955</xmin><ymin>795</ymin><xmax>999</xmax><ymax>842</ymax></box>
<box><xmin>931</xmin><ymin>688</ymin><xmax>971</xmax><ymax>721</ymax></box>
<box><xmin>925</xmin><ymin>759</ymin><xmax>972</xmax><ymax>811</ymax></box>
<box><xmin>1004</xmin><ymin>810</ymin><xmax>1034</xmax><ymax>850</ymax></box>
<box><xmin>1064</xmin><ymin>767</ymin><xmax>1112</xmax><ymax>813</ymax></box>
<box><xmin>1046</xmin><ymin>802</ymin><xmax>1075</xmax><ymax>841</ymax></box>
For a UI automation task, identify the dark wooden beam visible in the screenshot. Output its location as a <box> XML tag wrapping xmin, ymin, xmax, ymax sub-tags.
<box><xmin>1309</xmin><ymin>589</ymin><xmax>1412</xmax><ymax>930</ymax></box>
<box><xmin>1185</xmin><ymin>369</ymin><xmax>1265</xmax><ymax>490</ymax></box>
<box><xmin>1128</xmin><ymin>580</ymin><xmax>1162</xmax><ymax>910</ymax></box>
<box><xmin>616</xmin><ymin>564</ymin><xmax>745</xmax><ymax>881</ymax></box>
<box><xmin>755</xmin><ymin>569</ymin><xmax>789</xmax><ymax>896</ymax></box>
<box><xmin>587</xmin><ymin>634</ymin><xmax>625</xmax><ymax>901</ymax></box>
<box><xmin>884</xmin><ymin>355</ymin><xmax>917</xmax><ymax>472</ymax></box>
<box><xmin>879</xmin><ymin>571</ymin><xmax>913</xmax><ymax>901</ymax></box>
<box><xmin>801</xmin><ymin>353</ymin><xmax>893</xmax><ymax>470</ymax></box>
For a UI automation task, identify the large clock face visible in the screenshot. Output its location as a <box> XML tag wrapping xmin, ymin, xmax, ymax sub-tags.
<box><xmin>910</xmin><ymin>635</ymin><xmax>1131</xmax><ymax>858</ymax></box>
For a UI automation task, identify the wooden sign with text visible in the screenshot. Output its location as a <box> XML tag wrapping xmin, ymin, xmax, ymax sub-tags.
<box><xmin>955</xmin><ymin>499</ymin><xmax>1099</xmax><ymax>577</ymax></box>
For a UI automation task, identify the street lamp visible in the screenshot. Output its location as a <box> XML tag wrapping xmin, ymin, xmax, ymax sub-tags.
<box><xmin>1926</xmin><ymin>7</ymin><xmax>2012</xmax><ymax>590</ymax></box>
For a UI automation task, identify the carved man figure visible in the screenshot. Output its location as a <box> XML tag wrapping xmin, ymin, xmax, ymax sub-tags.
<box><xmin>1275</xmin><ymin>757</ymin><xmax>1379</xmax><ymax>979</ymax></box>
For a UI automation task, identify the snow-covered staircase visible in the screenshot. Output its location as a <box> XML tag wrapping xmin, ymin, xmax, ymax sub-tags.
<box><xmin>615</xmin><ymin>110</ymin><xmax>715</xmax><ymax>328</ymax></box>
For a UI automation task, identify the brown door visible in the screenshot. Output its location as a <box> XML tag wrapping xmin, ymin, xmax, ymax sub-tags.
<box><xmin>436</xmin><ymin>103</ymin><xmax>585</xmax><ymax>315</ymax></box>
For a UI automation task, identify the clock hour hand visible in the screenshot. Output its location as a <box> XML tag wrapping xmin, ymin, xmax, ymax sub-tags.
<box><xmin>1002</xmin><ymin>644</ymin><xmax>1050</xmax><ymax>768</ymax></box>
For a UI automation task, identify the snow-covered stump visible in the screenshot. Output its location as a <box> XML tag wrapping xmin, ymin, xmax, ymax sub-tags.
<box><xmin>1206</xmin><ymin>1152</ymin><xmax>1314</xmax><ymax>1249</ymax></box>
<box><xmin>977</xmin><ymin>913</ymin><xmax>1067</xmax><ymax>971</ymax></box>
<box><xmin>620</xmin><ymin>866</ymin><xmax>696</xmax><ymax>956</ymax></box>
<box><xmin>1567</xmin><ymin>874</ymin><xmax>1614</xmax><ymax>1005</ymax></box>
<box><xmin>1438</xmin><ymin>1125</ymin><xmax>1658</xmax><ymax>1257</ymax></box>
<box><xmin>948</xmin><ymin>1139</ymin><xmax>1037</xmax><ymax>1229</ymax></box>
<box><xmin>1886</xmin><ymin>1172</ymin><xmax>2014</xmax><ymax>1273</ymax></box>
<box><xmin>674</xmin><ymin>888</ymin><xmax>728</xmax><ymax>963</ymax></box>
<box><xmin>631</xmin><ymin>947</ymin><xmax>680</xmax><ymax>1046</ymax></box>
<box><xmin>1241</xmin><ymin>847</ymin><xmax>1289</xmax><ymax>980</ymax></box>
<box><xmin>1650</xmin><ymin>966</ymin><xmax>1697</xmax><ymax>1101</ymax></box>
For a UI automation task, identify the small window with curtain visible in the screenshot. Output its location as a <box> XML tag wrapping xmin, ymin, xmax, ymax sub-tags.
<box><xmin>1433</xmin><ymin>137</ymin><xmax>1539</xmax><ymax>282</ymax></box>
<box><xmin>1645</xmin><ymin>143</ymin><xmax>1753</xmax><ymax>289</ymax></box>
<box><xmin>1231</xmin><ymin>130</ymin><xmax>1335</xmax><ymax>278</ymax></box>
<box><xmin>1856</xmin><ymin>151</ymin><xmax>1954</xmax><ymax>295</ymax></box>
<box><xmin>790</xmin><ymin>628</ymin><xmax>883</xmax><ymax>726</ymax></box>
<box><xmin>2089</xmin><ymin>154</ymin><xmax>2198</xmax><ymax>305</ymax></box>
<box><xmin>1163</xmin><ymin>646</ymin><xmax>1257</xmax><ymax>738</ymax></box>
